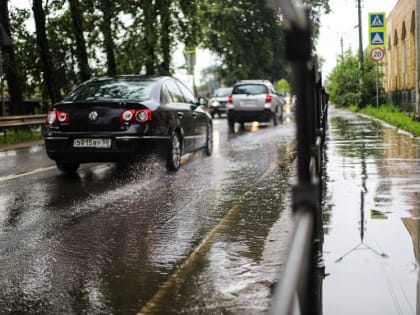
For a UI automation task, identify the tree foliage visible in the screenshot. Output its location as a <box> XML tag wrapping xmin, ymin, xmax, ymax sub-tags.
<box><xmin>326</xmin><ymin>49</ymin><xmax>386</xmax><ymax>107</ymax></box>
<box><xmin>201</xmin><ymin>0</ymin><xmax>287</xmax><ymax>86</ymax></box>
<box><xmin>1</xmin><ymin>0</ymin><xmax>330</xmax><ymax>114</ymax></box>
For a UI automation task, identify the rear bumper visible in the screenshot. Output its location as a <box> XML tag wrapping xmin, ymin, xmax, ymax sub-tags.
<box><xmin>44</xmin><ymin>135</ymin><xmax>170</xmax><ymax>162</ymax></box>
<box><xmin>210</xmin><ymin>106</ymin><xmax>228</xmax><ymax>113</ymax></box>
<box><xmin>227</xmin><ymin>109</ymin><xmax>272</xmax><ymax>123</ymax></box>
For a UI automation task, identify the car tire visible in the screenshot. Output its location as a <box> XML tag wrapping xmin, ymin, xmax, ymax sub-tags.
<box><xmin>272</xmin><ymin>111</ymin><xmax>278</xmax><ymax>126</ymax></box>
<box><xmin>228</xmin><ymin>118</ymin><xmax>235</xmax><ymax>130</ymax></box>
<box><xmin>166</xmin><ymin>131</ymin><xmax>181</xmax><ymax>171</ymax></box>
<box><xmin>279</xmin><ymin>108</ymin><xmax>284</xmax><ymax>124</ymax></box>
<box><xmin>56</xmin><ymin>161</ymin><xmax>80</xmax><ymax>173</ymax></box>
<box><xmin>204</xmin><ymin>122</ymin><xmax>213</xmax><ymax>156</ymax></box>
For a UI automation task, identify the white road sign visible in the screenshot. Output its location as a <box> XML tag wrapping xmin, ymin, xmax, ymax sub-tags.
<box><xmin>370</xmin><ymin>47</ymin><xmax>385</xmax><ymax>61</ymax></box>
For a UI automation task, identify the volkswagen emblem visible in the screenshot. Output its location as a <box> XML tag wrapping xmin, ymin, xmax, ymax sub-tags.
<box><xmin>88</xmin><ymin>111</ymin><xmax>98</xmax><ymax>121</ymax></box>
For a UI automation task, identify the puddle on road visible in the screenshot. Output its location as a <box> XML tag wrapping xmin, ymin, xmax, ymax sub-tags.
<box><xmin>323</xmin><ymin>110</ymin><xmax>420</xmax><ymax>315</ymax></box>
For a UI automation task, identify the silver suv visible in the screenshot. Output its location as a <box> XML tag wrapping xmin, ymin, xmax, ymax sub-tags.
<box><xmin>227</xmin><ymin>80</ymin><xmax>284</xmax><ymax>129</ymax></box>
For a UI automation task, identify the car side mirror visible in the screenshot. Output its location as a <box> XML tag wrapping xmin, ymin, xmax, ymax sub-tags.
<box><xmin>197</xmin><ymin>96</ymin><xmax>208</xmax><ymax>106</ymax></box>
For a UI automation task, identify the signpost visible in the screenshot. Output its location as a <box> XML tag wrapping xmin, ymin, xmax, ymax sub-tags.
<box><xmin>369</xmin><ymin>13</ymin><xmax>386</xmax><ymax>107</ymax></box>
<box><xmin>183</xmin><ymin>46</ymin><xmax>197</xmax><ymax>94</ymax></box>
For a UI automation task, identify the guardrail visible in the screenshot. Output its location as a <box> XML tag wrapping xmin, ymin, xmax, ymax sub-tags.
<box><xmin>0</xmin><ymin>114</ymin><xmax>45</xmax><ymax>136</ymax></box>
<box><xmin>269</xmin><ymin>1</ymin><xmax>328</xmax><ymax>315</ymax></box>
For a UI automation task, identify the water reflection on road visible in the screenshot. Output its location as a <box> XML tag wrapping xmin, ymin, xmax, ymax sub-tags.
<box><xmin>323</xmin><ymin>107</ymin><xmax>420</xmax><ymax>314</ymax></box>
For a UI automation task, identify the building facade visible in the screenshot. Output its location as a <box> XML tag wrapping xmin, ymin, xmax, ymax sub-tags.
<box><xmin>383</xmin><ymin>0</ymin><xmax>418</xmax><ymax>112</ymax></box>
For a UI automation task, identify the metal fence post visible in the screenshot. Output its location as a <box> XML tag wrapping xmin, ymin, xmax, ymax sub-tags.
<box><xmin>269</xmin><ymin>1</ymin><xmax>328</xmax><ymax>314</ymax></box>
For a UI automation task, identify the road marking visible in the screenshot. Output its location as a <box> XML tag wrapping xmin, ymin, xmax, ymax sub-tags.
<box><xmin>0</xmin><ymin>166</ymin><xmax>56</xmax><ymax>183</ymax></box>
<box><xmin>138</xmin><ymin>159</ymin><xmax>279</xmax><ymax>314</ymax></box>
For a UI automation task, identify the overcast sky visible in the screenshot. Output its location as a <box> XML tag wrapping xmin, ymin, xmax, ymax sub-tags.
<box><xmin>316</xmin><ymin>0</ymin><xmax>399</xmax><ymax>80</ymax></box>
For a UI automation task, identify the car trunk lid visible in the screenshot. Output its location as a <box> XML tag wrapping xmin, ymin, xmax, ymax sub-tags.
<box><xmin>53</xmin><ymin>101</ymin><xmax>147</xmax><ymax>132</ymax></box>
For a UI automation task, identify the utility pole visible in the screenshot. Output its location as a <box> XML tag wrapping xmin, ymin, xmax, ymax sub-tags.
<box><xmin>357</xmin><ymin>0</ymin><xmax>364</xmax><ymax>106</ymax></box>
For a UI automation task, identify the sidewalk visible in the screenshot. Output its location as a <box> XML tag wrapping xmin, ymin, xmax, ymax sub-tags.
<box><xmin>322</xmin><ymin>107</ymin><xmax>420</xmax><ymax>314</ymax></box>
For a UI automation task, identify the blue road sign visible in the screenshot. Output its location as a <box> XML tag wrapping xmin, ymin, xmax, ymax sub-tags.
<box><xmin>370</xmin><ymin>31</ymin><xmax>385</xmax><ymax>47</ymax></box>
<box><xmin>370</xmin><ymin>13</ymin><xmax>385</xmax><ymax>28</ymax></box>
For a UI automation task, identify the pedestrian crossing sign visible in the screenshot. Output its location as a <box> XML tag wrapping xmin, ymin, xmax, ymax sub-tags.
<box><xmin>368</xmin><ymin>12</ymin><xmax>386</xmax><ymax>48</ymax></box>
<box><xmin>369</xmin><ymin>13</ymin><xmax>385</xmax><ymax>28</ymax></box>
<box><xmin>370</xmin><ymin>31</ymin><xmax>385</xmax><ymax>46</ymax></box>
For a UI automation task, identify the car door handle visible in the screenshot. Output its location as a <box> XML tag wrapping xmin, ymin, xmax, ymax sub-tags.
<box><xmin>192</xmin><ymin>113</ymin><xmax>198</xmax><ymax>119</ymax></box>
<box><xmin>177</xmin><ymin>112</ymin><xmax>184</xmax><ymax>119</ymax></box>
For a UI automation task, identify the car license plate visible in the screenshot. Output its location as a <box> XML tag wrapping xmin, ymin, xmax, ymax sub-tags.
<box><xmin>73</xmin><ymin>138</ymin><xmax>111</xmax><ymax>148</ymax></box>
<box><xmin>240</xmin><ymin>100</ymin><xmax>256</xmax><ymax>107</ymax></box>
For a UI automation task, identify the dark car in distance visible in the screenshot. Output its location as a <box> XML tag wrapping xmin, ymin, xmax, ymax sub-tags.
<box><xmin>209</xmin><ymin>87</ymin><xmax>232</xmax><ymax>118</ymax></box>
<box><xmin>44</xmin><ymin>76</ymin><xmax>212</xmax><ymax>173</ymax></box>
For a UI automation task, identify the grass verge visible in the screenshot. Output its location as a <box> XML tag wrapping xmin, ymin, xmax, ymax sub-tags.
<box><xmin>0</xmin><ymin>128</ymin><xmax>43</xmax><ymax>146</ymax></box>
<box><xmin>349</xmin><ymin>104</ymin><xmax>420</xmax><ymax>136</ymax></box>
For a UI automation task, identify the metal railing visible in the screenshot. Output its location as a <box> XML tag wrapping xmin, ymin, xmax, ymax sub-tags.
<box><xmin>270</xmin><ymin>1</ymin><xmax>328</xmax><ymax>314</ymax></box>
<box><xmin>0</xmin><ymin>114</ymin><xmax>45</xmax><ymax>136</ymax></box>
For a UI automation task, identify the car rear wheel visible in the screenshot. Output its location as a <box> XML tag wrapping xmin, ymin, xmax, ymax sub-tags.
<box><xmin>56</xmin><ymin>161</ymin><xmax>80</xmax><ymax>173</ymax></box>
<box><xmin>204</xmin><ymin>122</ymin><xmax>213</xmax><ymax>156</ymax></box>
<box><xmin>228</xmin><ymin>118</ymin><xmax>235</xmax><ymax>130</ymax></box>
<box><xmin>166</xmin><ymin>131</ymin><xmax>181</xmax><ymax>171</ymax></box>
<box><xmin>272</xmin><ymin>111</ymin><xmax>278</xmax><ymax>126</ymax></box>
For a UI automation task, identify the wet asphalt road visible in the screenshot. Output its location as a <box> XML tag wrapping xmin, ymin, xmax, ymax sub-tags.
<box><xmin>323</xmin><ymin>107</ymin><xmax>420</xmax><ymax>314</ymax></box>
<box><xmin>2</xmin><ymin>107</ymin><xmax>420</xmax><ymax>314</ymax></box>
<box><xmin>0</xmin><ymin>114</ymin><xmax>296</xmax><ymax>314</ymax></box>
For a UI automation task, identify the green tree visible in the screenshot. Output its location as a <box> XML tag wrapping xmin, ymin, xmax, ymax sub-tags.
<box><xmin>32</xmin><ymin>0</ymin><xmax>62</xmax><ymax>103</ymax></box>
<box><xmin>0</xmin><ymin>0</ymin><xmax>24</xmax><ymax>114</ymax></box>
<box><xmin>276</xmin><ymin>78</ymin><xmax>290</xmax><ymax>94</ymax></box>
<box><xmin>200</xmin><ymin>0</ymin><xmax>329</xmax><ymax>86</ymax></box>
<box><xmin>326</xmin><ymin>49</ymin><xmax>386</xmax><ymax>107</ymax></box>
<box><xmin>202</xmin><ymin>0</ymin><xmax>286</xmax><ymax>85</ymax></box>
<box><xmin>68</xmin><ymin>0</ymin><xmax>91</xmax><ymax>81</ymax></box>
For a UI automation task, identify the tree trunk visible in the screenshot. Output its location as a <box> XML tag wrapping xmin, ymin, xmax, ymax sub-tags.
<box><xmin>68</xmin><ymin>0</ymin><xmax>91</xmax><ymax>82</ymax></box>
<box><xmin>99</xmin><ymin>0</ymin><xmax>116</xmax><ymax>76</ymax></box>
<box><xmin>32</xmin><ymin>0</ymin><xmax>62</xmax><ymax>104</ymax></box>
<box><xmin>141</xmin><ymin>0</ymin><xmax>156</xmax><ymax>75</ymax></box>
<box><xmin>158</xmin><ymin>0</ymin><xmax>171</xmax><ymax>75</ymax></box>
<box><xmin>0</xmin><ymin>0</ymin><xmax>24</xmax><ymax>115</ymax></box>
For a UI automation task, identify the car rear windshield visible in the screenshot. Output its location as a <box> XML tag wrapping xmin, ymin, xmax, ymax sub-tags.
<box><xmin>64</xmin><ymin>79</ymin><xmax>156</xmax><ymax>102</ymax></box>
<box><xmin>214</xmin><ymin>88</ymin><xmax>232</xmax><ymax>97</ymax></box>
<box><xmin>232</xmin><ymin>84</ymin><xmax>268</xmax><ymax>95</ymax></box>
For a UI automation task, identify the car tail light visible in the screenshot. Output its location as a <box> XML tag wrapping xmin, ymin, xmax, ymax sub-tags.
<box><xmin>227</xmin><ymin>95</ymin><xmax>233</xmax><ymax>104</ymax></box>
<box><xmin>46</xmin><ymin>110</ymin><xmax>69</xmax><ymax>124</ymax></box>
<box><xmin>135</xmin><ymin>109</ymin><xmax>152</xmax><ymax>122</ymax></box>
<box><xmin>120</xmin><ymin>109</ymin><xmax>135</xmax><ymax>122</ymax></box>
<box><xmin>121</xmin><ymin>109</ymin><xmax>152</xmax><ymax>123</ymax></box>
<box><xmin>265</xmin><ymin>94</ymin><xmax>272</xmax><ymax>103</ymax></box>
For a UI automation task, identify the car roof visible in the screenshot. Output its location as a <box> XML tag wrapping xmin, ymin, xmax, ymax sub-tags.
<box><xmin>63</xmin><ymin>75</ymin><xmax>189</xmax><ymax>105</ymax></box>
<box><xmin>234</xmin><ymin>80</ymin><xmax>271</xmax><ymax>85</ymax></box>
<box><xmin>81</xmin><ymin>75</ymin><xmax>168</xmax><ymax>84</ymax></box>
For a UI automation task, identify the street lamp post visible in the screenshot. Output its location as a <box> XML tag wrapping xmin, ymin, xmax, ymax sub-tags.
<box><xmin>326</xmin><ymin>25</ymin><xmax>359</xmax><ymax>61</ymax></box>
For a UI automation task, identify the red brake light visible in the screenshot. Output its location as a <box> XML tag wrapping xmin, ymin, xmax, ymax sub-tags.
<box><xmin>121</xmin><ymin>109</ymin><xmax>152</xmax><ymax>123</ymax></box>
<box><xmin>135</xmin><ymin>109</ymin><xmax>152</xmax><ymax>122</ymax></box>
<box><xmin>121</xmin><ymin>109</ymin><xmax>135</xmax><ymax>122</ymax></box>
<box><xmin>57</xmin><ymin>111</ymin><xmax>69</xmax><ymax>122</ymax></box>
<box><xmin>46</xmin><ymin>110</ymin><xmax>68</xmax><ymax>124</ymax></box>
<box><xmin>265</xmin><ymin>94</ymin><xmax>272</xmax><ymax>103</ymax></box>
<box><xmin>228</xmin><ymin>95</ymin><xmax>233</xmax><ymax>104</ymax></box>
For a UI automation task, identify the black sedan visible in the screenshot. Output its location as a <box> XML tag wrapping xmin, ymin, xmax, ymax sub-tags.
<box><xmin>44</xmin><ymin>76</ymin><xmax>212</xmax><ymax>173</ymax></box>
